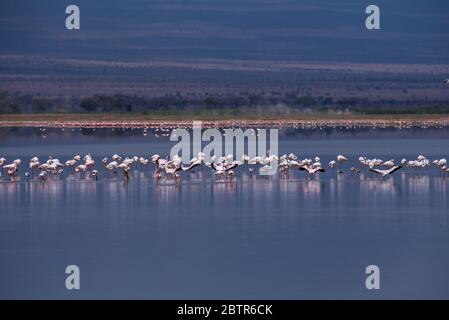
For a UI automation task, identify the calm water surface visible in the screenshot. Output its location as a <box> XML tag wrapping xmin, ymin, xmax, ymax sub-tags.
<box><xmin>0</xmin><ymin>127</ymin><xmax>448</xmax><ymax>299</ymax></box>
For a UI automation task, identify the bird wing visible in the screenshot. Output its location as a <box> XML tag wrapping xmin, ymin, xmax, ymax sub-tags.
<box><xmin>310</xmin><ymin>167</ymin><xmax>325</xmax><ymax>174</ymax></box>
<box><xmin>299</xmin><ymin>165</ymin><xmax>312</xmax><ymax>174</ymax></box>
<box><xmin>388</xmin><ymin>165</ymin><xmax>402</xmax><ymax>175</ymax></box>
<box><xmin>224</xmin><ymin>163</ymin><xmax>238</xmax><ymax>171</ymax></box>
<box><xmin>182</xmin><ymin>162</ymin><xmax>201</xmax><ymax>172</ymax></box>
<box><xmin>369</xmin><ymin>169</ymin><xmax>383</xmax><ymax>175</ymax></box>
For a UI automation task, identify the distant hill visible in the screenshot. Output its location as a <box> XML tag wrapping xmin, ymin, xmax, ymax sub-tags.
<box><xmin>1</xmin><ymin>0</ymin><xmax>448</xmax><ymax>64</ymax></box>
<box><xmin>1</xmin><ymin>1</ymin><xmax>449</xmax><ymax>114</ymax></box>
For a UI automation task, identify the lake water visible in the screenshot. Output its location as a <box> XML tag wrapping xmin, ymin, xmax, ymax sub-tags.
<box><xmin>0</xmin><ymin>127</ymin><xmax>449</xmax><ymax>299</ymax></box>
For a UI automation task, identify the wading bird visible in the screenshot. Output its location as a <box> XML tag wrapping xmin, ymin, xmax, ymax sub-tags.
<box><xmin>299</xmin><ymin>165</ymin><xmax>325</xmax><ymax>175</ymax></box>
<box><xmin>211</xmin><ymin>161</ymin><xmax>239</xmax><ymax>177</ymax></box>
<box><xmin>336</xmin><ymin>154</ymin><xmax>348</xmax><ymax>171</ymax></box>
<box><xmin>369</xmin><ymin>165</ymin><xmax>402</xmax><ymax>176</ymax></box>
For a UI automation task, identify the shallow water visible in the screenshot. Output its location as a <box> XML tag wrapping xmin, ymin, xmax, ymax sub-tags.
<box><xmin>0</xmin><ymin>127</ymin><xmax>449</xmax><ymax>299</ymax></box>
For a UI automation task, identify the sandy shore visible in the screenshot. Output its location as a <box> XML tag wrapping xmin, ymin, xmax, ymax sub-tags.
<box><xmin>1</xmin><ymin>114</ymin><xmax>449</xmax><ymax>129</ymax></box>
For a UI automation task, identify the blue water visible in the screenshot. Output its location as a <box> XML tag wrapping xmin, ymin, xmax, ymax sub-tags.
<box><xmin>0</xmin><ymin>127</ymin><xmax>449</xmax><ymax>299</ymax></box>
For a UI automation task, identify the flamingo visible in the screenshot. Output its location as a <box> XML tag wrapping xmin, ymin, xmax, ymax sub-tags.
<box><xmin>211</xmin><ymin>161</ymin><xmax>238</xmax><ymax>177</ymax></box>
<box><xmin>3</xmin><ymin>159</ymin><xmax>21</xmax><ymax>176</ymax></box>
<box><xmin>29</xmin><ymin>157</ymin><xmax>40</xmax><ymax>176</ymax></box>
<box><xmin>336</xmin><ymin>154</ymin><xmax>347</xmax><ymax>167</ymax></box>
<box><xmin>84</xmin><ymin>155</ymin><xmax>95</xmax><ymax>169</ymax></box>
<box><xmin>369</xmin><ymin>166</ymin><xmax>402</xmax><ymax>176</ymax></box>
<box><xmin>123</xmin><ymin>167</ymin><xmax>130</xmax><ymax>180</ymax></box>
<box><xmin>0</xmin><ymin>157</ymin><xmax>6</xmax><ymax>176</ymax></box>
<box><xmin>382</xmin><ymin>159</ymin><xmax>395</xmax><ymax>167</ymax></box>
<box><xmin>299</xmin><ymin>165</ymin><xmax>325</xmax><ymax>175</ymax></box>
<box><xmin>39</xmin><ymin>171</ymin><xmax>47</xmax><ymax>181</ymax></box>
<box><xmin>74</xmin><ymin>164</ymin><xmax>87</xmax><ymax>173</ymax></box>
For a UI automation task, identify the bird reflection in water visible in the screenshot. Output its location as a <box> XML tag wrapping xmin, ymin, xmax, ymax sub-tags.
<box><xmin>408</xmin><ymin>175</ymin><xmax>430</xmax><ymax>194</ymax></box>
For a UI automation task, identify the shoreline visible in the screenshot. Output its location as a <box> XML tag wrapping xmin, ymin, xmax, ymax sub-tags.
<box><xmin>1</xmin><ymin>114</ymin><xmax>449</xmax><ymax>129</ymax></box>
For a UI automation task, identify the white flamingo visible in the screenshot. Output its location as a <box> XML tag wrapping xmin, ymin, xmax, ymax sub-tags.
<box><xmin>370</xmin><ymin>166</ymin><xmax>402</xmax><ymax>176</ymax></box>
<box><xmin>300</xmin><ymin>165</ymin><xmax>325</xmax><ymax>175</ymax></box>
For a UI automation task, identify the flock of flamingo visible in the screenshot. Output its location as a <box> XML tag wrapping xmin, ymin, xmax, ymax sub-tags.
<box><xmin>0</xmin><ymin>152</ymin><xmax>448</xmax><ymax>182</ymax></box>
